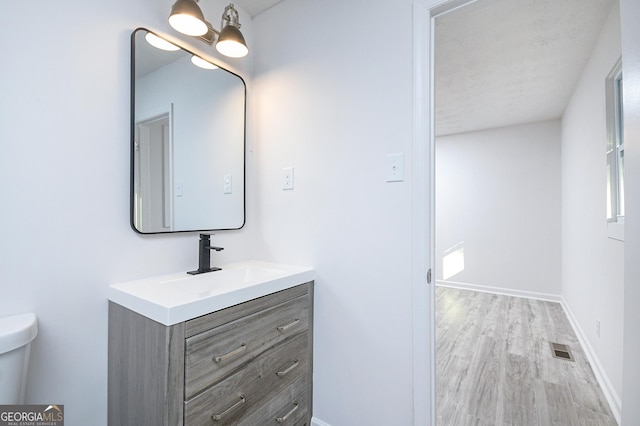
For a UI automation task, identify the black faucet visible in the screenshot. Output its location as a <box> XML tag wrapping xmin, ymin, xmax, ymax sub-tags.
<box><xmin>187</xmin><ymin>233</ymin><xmax>224</xmax><ymax>275</ymax></box>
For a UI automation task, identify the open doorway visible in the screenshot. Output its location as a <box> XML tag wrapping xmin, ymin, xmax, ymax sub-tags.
<box><xmin>430</xmin><ymin>0</ymin><xmax>620</xmax><ymax>423</ymax></box>
<box><xmin>134</xmin><ymin>113</ymin><xmax>173</xmax><ymax>232</ymax></box>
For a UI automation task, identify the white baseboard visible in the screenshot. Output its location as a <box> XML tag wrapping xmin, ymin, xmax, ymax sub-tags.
<box><xmin>311</xmin><ymin>417</ymin><xmax>331</xmax><ymax>426</ymax></box>
<box><xmin>560</xmin><ymin>299</ymin><xmax>621</xmax><ymax>424</ymax></box>
<box><xmin>436</xmin><ymin>279</ymin><xmax>562</xmax><ymax>303</ymax></box>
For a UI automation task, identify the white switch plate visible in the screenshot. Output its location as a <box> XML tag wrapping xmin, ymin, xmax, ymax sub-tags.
<box><xmin>282</xmin><ymin>167</ymin><xmax>294</xmax><ymax>190</ymax></box>
<box><xmin>386</xmin><ymin>153</ymin><xmax>404</xmax><ymax>182</ymax></box>
<box><xmin>223</xmin><ymin>174</ymin><xmax>232</xmax><ymax>194</ymax></box>
<box><xmin>176</xmin><ymin>180</ymin><xmax>183</xmax><ymax>197</ymax></box>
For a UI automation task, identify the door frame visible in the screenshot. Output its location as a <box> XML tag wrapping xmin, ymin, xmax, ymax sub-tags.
<box><xmin>412</xmin><ymin>1</ymin><xmax>477</xmax><ymax>424</ymax></box>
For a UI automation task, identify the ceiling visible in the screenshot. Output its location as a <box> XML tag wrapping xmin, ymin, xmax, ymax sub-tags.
<box><xmin>149</xmin><ymin>0</ymin><xmax>615</xmax><ymax>137</ymax></box>
<box><xmin>233</xmin><ymin>0</ymin><xmax>285</xmax><ymax>17</ymax></box>
<box><xmin>434</xmin><ymin>0</ymin><xmax>616</xmax><ymax>136</ymax></box>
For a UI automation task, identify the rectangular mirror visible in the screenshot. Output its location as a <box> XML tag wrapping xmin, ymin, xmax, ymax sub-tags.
<box><xmin>131</xmin><ymin>28</ymin><xmax>246</xmax><ymax>234</ymax></box>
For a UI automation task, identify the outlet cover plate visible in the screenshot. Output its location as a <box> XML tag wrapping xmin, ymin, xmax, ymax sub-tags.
<box><xmin>282</xmin><ymin>167</ymin><xmax>294</xmax><ymax>190</ymax></box>
<box><xmin>387</xmin><ymin>153</ymin><xmax>404</xmax><ymax>182</ymax></box>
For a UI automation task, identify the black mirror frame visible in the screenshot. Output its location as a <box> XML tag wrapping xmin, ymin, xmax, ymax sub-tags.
<box><xmin>130</xmin><ymin>27</ymin><xmax>247</xmax><ymax>234</ymax></box>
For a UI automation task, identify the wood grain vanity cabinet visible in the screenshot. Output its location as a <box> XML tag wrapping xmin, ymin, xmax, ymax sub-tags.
<box><xmin>108</xmin><ymin>282</ymin><xmax>314</xmax><ymax>426</ymax></box>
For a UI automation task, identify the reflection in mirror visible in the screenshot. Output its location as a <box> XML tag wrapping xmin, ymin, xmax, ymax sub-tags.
<box><xmin>131</xmin><ymin>28</ymin><xmax>245</xmax><ymax>233</ymax></box>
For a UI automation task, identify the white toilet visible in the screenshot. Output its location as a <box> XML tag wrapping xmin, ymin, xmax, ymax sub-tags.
<box><xmin>0</xmin><ymin>313</ymin><xmax>38</xmax><ymax>404</ymax></box>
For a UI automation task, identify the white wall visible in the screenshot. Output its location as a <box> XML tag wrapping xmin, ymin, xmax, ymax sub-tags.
<box><xmin>620</xmin><ymin>0</ymin><xmax>640</xmax><ymax>422</ymax></box>
<box><xmin>0</xmin><ymin>0</ymin><xmax>253</xmax><ymax>424</ymax></box>
<box><xmin>436</xmin><ymin>120</ymin><xmax>561</xmax><ymax>296</ymax></box>
<box><xmin>251</xmin><ymin>0</ymin><xmax>416</xmax><ymax>424</ymax></box>
<box><xmin>561</xmin><ymin>1</ymin><xmax>624</xmax><ymax>409</ymax></box>
<box><xmin>0</xmin><ymin>0</ymin><xmax>419</xmax><ymax>423</ymax></box>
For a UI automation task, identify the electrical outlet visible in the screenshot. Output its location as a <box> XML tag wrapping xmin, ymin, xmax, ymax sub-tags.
<box><xmin>282</xmin><ymin>167</ymin><xmax>294</xmax><ymax>190</ymax></box>
<box><xmin>596</xmin><ymin>318</ymin><xmax>601</xmax><ymax>338</ymax></box>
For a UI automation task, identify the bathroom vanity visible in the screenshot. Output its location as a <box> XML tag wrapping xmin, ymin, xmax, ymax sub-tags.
<box><xmin>107</xmin><ymin>261</ymin><xmax>314</xmax><ymax>426</ymax></box>
<box><xmin>119</xmin><ymin>29</ymin><xmax>314</xmax><ymax>424</ymax></box>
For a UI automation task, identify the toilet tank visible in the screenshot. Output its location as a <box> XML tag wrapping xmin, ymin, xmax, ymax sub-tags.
<box><xmin>0</xmin><ymin>313</ymin><xmax>38</xmax><ymax>404</ymax></box>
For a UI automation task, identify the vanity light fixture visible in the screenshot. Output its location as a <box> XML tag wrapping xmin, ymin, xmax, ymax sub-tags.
<box><xmin>168</xmin><ymin>0</ymin><xmax>208</xmax><ymax>36</ymax></box>
<box><xmin>191</xmin><ymin>55</ymin><xmax>219</xmax><ymax>70</ymax></box>
<box><xmin>144</xmin><ymin>32</ymin><xmax>180</xmax><ymax>51</ymax></box>
<box><xmin>168</xmin><ymin>1</ymin><xmax>249</xmax><ymax>58</ymax></box>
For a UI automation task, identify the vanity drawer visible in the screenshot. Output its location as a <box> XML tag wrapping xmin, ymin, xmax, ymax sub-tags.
<box><xmin>184</xmin><ymin>332</ymin><xmax>310</xmax><ymax>425</ymax></box>
<box><xmin>238</xmin><ymin>376</ymin><xmax>310</xmax><ymax>426</ymax></box>
<box><xmin>185</xmin><ymin>284</ymin><xmax>310</xmax><ymax>338</ymax></box>
<box><xmin>185</xmin><ymin>294</ymin><xmax>309</xmax><ymax>399</ymax></box>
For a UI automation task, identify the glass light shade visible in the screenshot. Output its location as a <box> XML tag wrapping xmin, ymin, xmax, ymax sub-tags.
<box><xmin>169</xmin><ymin>0</ymin><xmax>208</xmax><ymax>36</ymax></box>
<box><xmin>215</xmin><ymin>25</ymin><xmax>248</xmax><ymax>58</ymax></box>
<box><xmin>191</xmin><ymin>55</ymin><xmax>218</xmax><ymax>70</ymax></box>
<box><xmin>144</xmin><ymin>33</ymin><xmax>179</xmax><ymax>51</ymax></box>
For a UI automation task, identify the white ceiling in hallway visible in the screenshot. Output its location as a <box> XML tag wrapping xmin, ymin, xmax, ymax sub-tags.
<box><xmin>434</xmin><ymin>0</ymin><xmax>616</xmax><ymax>137</ymax></box>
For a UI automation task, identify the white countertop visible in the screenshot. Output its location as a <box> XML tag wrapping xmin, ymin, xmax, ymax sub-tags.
<box><xmin>108</xmin><ymin>261</ymin><xmax>315</xmax><ymax>325</ymax></box>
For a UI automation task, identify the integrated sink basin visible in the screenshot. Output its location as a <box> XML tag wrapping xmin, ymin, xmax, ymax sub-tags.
<box><xmin>108</xmin><ymin>261</ymin><xmax>315</xmax><ymax>325</ymax></box>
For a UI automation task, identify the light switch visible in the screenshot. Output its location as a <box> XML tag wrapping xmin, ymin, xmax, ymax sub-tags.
<box><xmin>224</xmin><ymin>174</ymin><xmax>232</xmax><ymax>194</ymax></box>
<box><xmin>282</xmin><ymin>167</ymin><xmax>294</xmax><ymax>190</ymax></box>
<box><xmin>176</xmin><ymin>180</ymin><xmax>183</xmax><ymax>197</ymax></box>
<box><xmin>386</xmin><ymin>153</ymin><xmax>404</xmax><ymax>182</ymax></box>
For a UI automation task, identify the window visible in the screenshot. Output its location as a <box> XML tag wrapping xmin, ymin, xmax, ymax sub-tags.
<box><xmin>606</xmin><ymin>59</ymin><xmax>624</xmax><ymax>240</ymax></box>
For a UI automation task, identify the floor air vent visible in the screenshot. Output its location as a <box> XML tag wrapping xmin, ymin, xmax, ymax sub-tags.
<box><xmin>550</xmin><ymin>342</ymin><xmax>574</xmax><ymax>361</ymax></box>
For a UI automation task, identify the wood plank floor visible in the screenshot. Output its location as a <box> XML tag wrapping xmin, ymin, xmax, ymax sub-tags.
<box><xmin>436</xmin><ymin>286</ymin><xmax>617</xmax><ymax>426</ymax></box>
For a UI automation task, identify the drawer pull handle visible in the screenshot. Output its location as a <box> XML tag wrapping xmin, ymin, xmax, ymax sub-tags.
<box><xmin>214</xmin><ymin>344</ymin><xmax>246</xmax><ymax>363</ymax></box>
<box><xmin>276</xmin><ymin>360</ymin><xmax>299</xmax><ymax>376</ymax></box>
<box><xmin>275</xmin><ymin>402</ymin><xmax>298</xmax><ymax>423</ymax></box>
<box><xmin>211</xmin><ymin>396</ymin><xmax>246</xmax><ymax>421</ymax></box>
<box><xmin>277</xmin><ymin>319</ymin><xmax>300</xmax><ymax>332</ymax></box>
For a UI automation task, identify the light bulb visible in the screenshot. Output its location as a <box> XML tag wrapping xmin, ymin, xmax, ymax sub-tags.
<box><xmin>144</xmin><ymin>33</ymin><xmax>179</xmax><ymax>51</ymax></box>
<box><xmin>191</xmin><ymin>55</ymin><xmax>218</xmax><ymax>70</ymax></box>
<box><xmin>215</xmin><ymin>25</ymin><xmax>248</xmax><ymax>58</ymax></box>
<box><xmin>169</xmin><ymin>14</ymin><xmax>208</xmax><ymax>36</ymax></box>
